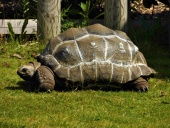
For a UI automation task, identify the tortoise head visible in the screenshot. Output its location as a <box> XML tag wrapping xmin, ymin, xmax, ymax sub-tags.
<box><xmin>17</xmin><ymin>62</ymin><xmax>41</xmax><ymax>81</ymax></box>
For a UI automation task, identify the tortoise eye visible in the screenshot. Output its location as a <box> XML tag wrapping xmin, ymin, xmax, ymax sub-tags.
<box><xmin>22</xmin><ymin>68</ymin><xmax>27</xmax><ymax>72</ymax></box>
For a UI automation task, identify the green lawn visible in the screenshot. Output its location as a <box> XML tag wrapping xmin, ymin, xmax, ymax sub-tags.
<box><xmin>0</xmin><ymin>36</ymin><xmax>170</xmax><ymax>128</ymax></box>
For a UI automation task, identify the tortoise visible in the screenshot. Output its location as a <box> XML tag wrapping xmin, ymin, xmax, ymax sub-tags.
<box><xmin>17</xmin><ymin>24</ymin><xmax>156</xmax><ymax>92</ymax></box>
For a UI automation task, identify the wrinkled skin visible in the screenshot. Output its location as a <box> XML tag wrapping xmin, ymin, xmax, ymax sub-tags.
<box><xmin>17</xmin><ymin>62</ymin><xmax>40</xmax><ymax>81</ymax></box>
<box><xmin>17</xmin><ymin>62</ymin><xmax>55</xmax><ymax>92</ymax></box>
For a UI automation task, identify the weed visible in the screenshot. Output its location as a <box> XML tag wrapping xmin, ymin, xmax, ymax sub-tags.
<box><xmin>61</xmin><ymin>5</ymin><xmax>75</xmax><ymax>32</ymax></box>
<box><xmin>7</xmin><ymin>18</ymin><xmax>29</xmax><ymax>46</ymax></box>
<box><xmin>76</xmin><ymin>0</ymin><xmax>104</xmax><ymax>26</ymax></box>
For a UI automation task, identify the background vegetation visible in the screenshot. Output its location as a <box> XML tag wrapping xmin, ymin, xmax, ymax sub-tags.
<box><xmin>0</xmin><ymin>0</ymin><xmax>170</xmax><ymax>127</ymax></box>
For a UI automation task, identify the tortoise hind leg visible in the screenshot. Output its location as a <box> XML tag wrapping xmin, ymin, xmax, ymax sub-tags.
<box><xmin>124</xmin><ymin>77</ymin><xmax>149</xmax><ymax>92</ymax></box>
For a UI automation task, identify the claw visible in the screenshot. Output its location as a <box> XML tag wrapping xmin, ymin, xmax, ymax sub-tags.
<box><xmin>131</xmin><ymin>77</ymin><xmax>149</xmax><ymax>92</ymax></box>
<box><xmin>47</xmin><ymin>89</ymin><xmax>52</xmax><ymax>93</ymax></box>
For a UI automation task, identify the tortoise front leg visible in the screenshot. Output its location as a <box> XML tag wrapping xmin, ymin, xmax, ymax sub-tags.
<box><xmin>124</xmin><ymin>77</ymin><xmax>149</xmax><ymax>92</ymax></box>
<box><xmin>131</xmin><ymin>77</ymin><xmax>149</xmax><ymax>92</ymax></box>
<box><xmin>36</xmin><ymin>66</ymin><xmax>55</xmax><ymax>92</ymax></box>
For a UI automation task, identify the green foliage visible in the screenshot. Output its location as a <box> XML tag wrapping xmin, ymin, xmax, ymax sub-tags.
<box><xmin>20</xmin><ymin>0</ymin><xmax>30</xmax><ymax>18</ymax></box>
<box><xmin>7</xmin><ymin>22</ymin><xmax>16</xmax><ymax>44</ymax></box>
<box><xmin>77</xmin><ymin>0</ymin><xmax>104</xmax><ymax>26</ymax></box>
<box><xmin>60</xmin><ymin>3</ymin><xmax>93</xmax><ymax>31</ymax></box>
<box><xmin>78</xmin><ymin>0</ymin><xmax>91</xmax><ymax>25</ymax></box>
<box><xmin>20</xmin><ymin>18</ymin><xmax>29</xmax><ymax>43</ymax></box>
<box><xmin>61</xmin><ymin>5</ymin><xmax>72</xmax><ymax>20</ymax></box>
<box><xmin>20</xmin><ymin>0</ymin><xmax>37</xmax><ymax>19</ymax></box>
<box><xmin>61</xmin><ymin>5</ymin><xmax>75</xmax><ymax>32</ymax></box>
<box><xmin>7</xmin><ymin>22</ymin><xmax>20</xmax><ymax>51</ymax></box>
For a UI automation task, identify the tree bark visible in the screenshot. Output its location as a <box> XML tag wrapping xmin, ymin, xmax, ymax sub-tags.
<box><xmin>37</xmin><ymin>0</ymin><xmax>61</xmax><ymax>42</ymax></box>
<box><xmin>104</xmin><ymin>0</ymin><xmax>129</xmax><ymax>32</ymax></box>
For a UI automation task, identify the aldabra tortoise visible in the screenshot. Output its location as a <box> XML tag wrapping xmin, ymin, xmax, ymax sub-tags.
<box><xmin>17</xmin><ymin>24</ymin><xmax>156</xmax><ymax>92</ymax></box>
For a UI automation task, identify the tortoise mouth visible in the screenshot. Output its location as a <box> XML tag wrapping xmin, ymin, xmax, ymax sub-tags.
<box><xmin>17</xmin><ymin>70</ymin><xmax>36</xmax><ymax>82</ymax></box>
<box><xmin>36</xmin><ymin>55</ymin><xmax>43</xmax><ymax>63</ymax></box>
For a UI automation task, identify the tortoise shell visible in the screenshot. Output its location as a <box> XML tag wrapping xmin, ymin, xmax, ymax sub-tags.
<box><xmin>38</xmin><ymin>24</ymin><xmax>155</xmax><ymax>84</ymax></box>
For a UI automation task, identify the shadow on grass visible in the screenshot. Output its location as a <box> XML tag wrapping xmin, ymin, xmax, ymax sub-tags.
<box><xmin>5</xmin><ymin>81</ymin><xmax>37</xmax><ymax>93</ymax></box>
<box><xmin>5</xmin><ymin>80</ymin><xmax>130</xmax><ymax>93</ymax></box>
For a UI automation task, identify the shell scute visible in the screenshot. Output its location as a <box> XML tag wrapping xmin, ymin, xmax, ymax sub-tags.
<box><xmin>81</xmin><ymin>63</ymin><xmax>96</xmax><ymax>82</ymax></box>
<box><xmin>59</xmin><ymin>28</ymin><xmax>88</xmax><ymax>41</ymax></box>
<box><xmin>77</xmin><ymin>36</ymin><xmax>106</xmax><ymax>62</ymax></box>
<box><xmin>111</xmin><ymin>64</ymin><xmax>131</xmax><ymax>83</ymax></box>
<box><xmin>54</xmin><ymin>41</ymin><xmax>82</xmax><ymax>66</ymax></box>
<box><xmin>105</xmin><ymin>37</ymin><xmax>132</xmax><ymax>63</ymax></box>
<box><xmin>97</xmin><ymin>62</ymin><xmax>112</xmax><ymax>82</ymax></box>
<box><xmin>69</xmin><ymin>66</ymin><xmax>82</xmax><ymax>82</ymax></box>
<box><xmin>55</xmin><ymin>66</ymin><xmax>68</xmax><ymax>79</ymax></box>
<box><xmin>86</xmin><ymin>24</ymin><xmax>114</xmax><ymax>35</ymax></box>
<box><xmin>114</xmin><ymin>30</ymin><xmax>131</xmax><ymax>40</ymax></box>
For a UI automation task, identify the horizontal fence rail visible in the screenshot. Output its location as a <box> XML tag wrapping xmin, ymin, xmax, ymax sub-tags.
<box><xmin>0</xmin><ymin>19</ymin><xmax>37</xmax><ymax>34</ymax></box>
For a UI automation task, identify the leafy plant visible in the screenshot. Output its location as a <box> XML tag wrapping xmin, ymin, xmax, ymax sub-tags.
<box><xmin>7</xmin><ymin>18</ymin><xmax>29</xmax><ymax>46</ymax></box>
<box><xmin>61</xmin><ymin>5</ymin><xmax>72</xmax><ymax>21</ymax></box>
<box><xmin>6</xmin><ymin>0</ymin><xmax>35</xmax><ymax>19</ymax></box>
<box><xmin>7</xmin><ymin>22</ymin><xmax>20</xmax><ymax>51</ymax></box>
<box><xmin>77</xmin><ymin>0</ymin><xmax>104</xmax><ymax>26</ymax></box>
<box><xmin>61</xmin><ymin>5</ymin><xmax>75</xmax><ymax>32</ymax></box>
<box><xmin>21</xmin><ymin>0</ymin><xmax>37</xmax><ymax>18</ymax></box>
<box><xmin>20</xmin><ymin>18</ymin><xmax>29</xmax><ymax>43</ymax></box>
<box><xmin>78</xmin><ymin>0</ymin><xmax>91</xmax><ymax>25</ymax></box>
<box><xmin>7</xmin><ymin>22</ymin><xmax>16</xmax><ymax>44</ymax></box>
<box><xmin>20</xmin><ymin>0</ymin><xmax>30</xmax><ymax>18</ymax></box>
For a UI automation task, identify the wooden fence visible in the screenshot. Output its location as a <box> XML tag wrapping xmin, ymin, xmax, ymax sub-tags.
<box><xmin>0</xmin><ymin>19</ymin><xmax>37</xmax><ymax>34</ymax></box>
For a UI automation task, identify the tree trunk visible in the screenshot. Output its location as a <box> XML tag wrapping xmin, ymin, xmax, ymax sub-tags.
<box><xmin>104</xmin><ymin>0</ymin><xmax>129</xmax><ymax>32</ymax></box>
<box><xmin>37</xmin><ymin>0</ymin><xmax>61</xmax><ymax>42</ymax></box>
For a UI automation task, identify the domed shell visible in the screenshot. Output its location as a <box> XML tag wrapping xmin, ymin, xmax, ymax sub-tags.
<box><xmin>39</xmin><ymin>24</ymin><xmax>155</xmax><ymax>83</ymax></box>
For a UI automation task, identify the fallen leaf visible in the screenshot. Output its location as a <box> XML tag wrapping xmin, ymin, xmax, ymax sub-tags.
<box><xmin>160</xmin><ymin>91</ymin><xmax>167</xmax><ymax>97</ymax></box>
<box><xmin>11</xmin><ymin>54</ymin><xmax>23</xmax><ymax>59</ymax></box>
<box><xmin>3</xmin><ymin>62</ymin><xmax>10</xmax><ymax>67</ymax></box>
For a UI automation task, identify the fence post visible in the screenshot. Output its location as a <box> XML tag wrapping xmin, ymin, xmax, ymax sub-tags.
<box><xmin>104</xmin><ymin>0</ymin><xmax>129</xmax><ymax>33</ymax></box>
<box><xmin>37</xmin><ymin>0</ymin><xmax>61</xmax><ymax>42</ymax></box>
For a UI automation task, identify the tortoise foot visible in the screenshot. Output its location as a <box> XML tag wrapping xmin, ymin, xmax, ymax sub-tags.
<box><xmin>132</xmin><ymin>77</ymin><xmax>149</xmax><ymax>92</ymax></box>
<box><xmin>124</xmin><ymin>77</ymin><xmax>149</xmax><ymax>92</ymax></box>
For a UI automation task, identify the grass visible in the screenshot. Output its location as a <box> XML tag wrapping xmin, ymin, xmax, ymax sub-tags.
<box><xmin>0</xmin><ymin>22</ymin><xmax>170</xmax><ymax>128</ymax></box>
<box><xmin>0</xmin><ymin>89</ymin><xmax>170</xmax><ymax>128</ymax></box>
